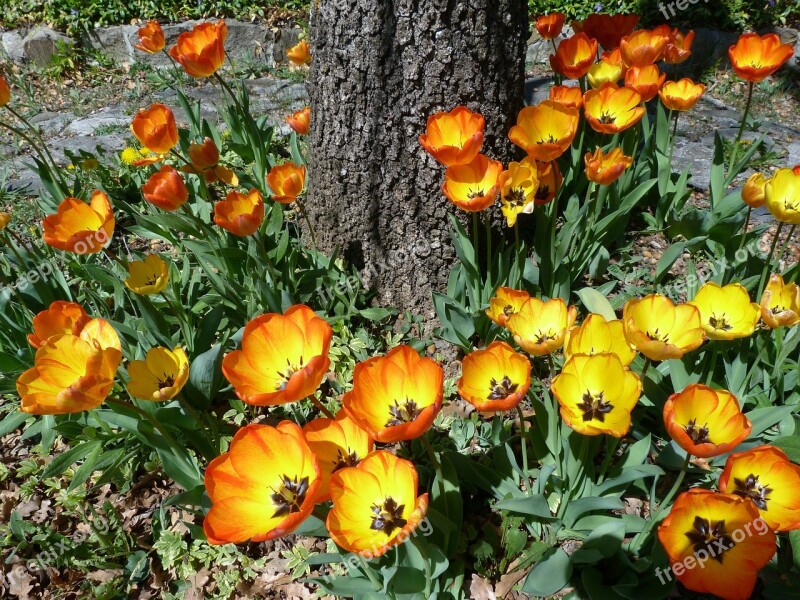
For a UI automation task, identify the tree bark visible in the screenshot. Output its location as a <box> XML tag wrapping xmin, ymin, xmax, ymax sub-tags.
<box><xmin>307</xmin><ymin>0</ymin><xmax>528</xmax><ymax>320</ymax></box>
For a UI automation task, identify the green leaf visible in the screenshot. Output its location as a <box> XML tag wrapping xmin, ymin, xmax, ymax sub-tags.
<box><xmin>0</xmin><ymin>411</ymin><xmax>30</xmax><ymax>437</ymax></box>
<box><xmin>495</xmin><ymin>494</ymin><xmax>556</xmax><ymax>520</ymax></box>
<box><xmin>42</xmin><ymin>439</ymin><xmax>102</xmax><ymax>478</ymax></box>
<box><xmin>575</xmin><ymin>287</ymin><xmax>617</xmax><ymax>321</ymax></box>
<box><xmin>68</xmin><ymin>442</ymin><xmax>103</xmax><ymax>491</ymax></box>
<box><xmin>182</xmin><ymin>343</ymin><xmax>225</xmax><ymax>410</ymax></box>
<box><xmin>429</xmin><ymin>453</ymin><xmax>463</xmax><ymax>559</ymax></box>
<box><xmin>773</xmin><ymin>436</ymin><xmax>800</xmax><ymax>463</ymax></box>
<box><xmin>522</xmin><ymin>547</ymin><xmax>573</xmax><ymax>596</ymax></box>
<box><xmin>654</xmin><ymin>242</ymin><xmax>685</xmax><ymax>284</ymax></box>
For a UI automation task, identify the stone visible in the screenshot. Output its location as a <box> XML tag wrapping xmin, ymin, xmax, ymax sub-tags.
<box><xmin>22</xmin><ymin>27</ymin><xmax>74</xmax><ymax>66</ymax></box>
<box><xmin>66</xmin><ymin>113</ymin><xmax>129</xmax><ymax>136</ymax></box>
<box><xmin>1</xmin><ymin>31</ymin><xmax>26</xmax><ymax>63</ymax></box>
<box><xmin>29</xmin><ymin>111</ymin><xmax>75</xmax><ymax>135</ymax></box>
<box><xmin>272</xmin><ymin>27</ymin><xmax>304</xmax><ymax>65</ymax></box>
<box><xmin>81</xmin><ymin>25</ymin><xmax>138</xmax><ymax>65</ymax></box>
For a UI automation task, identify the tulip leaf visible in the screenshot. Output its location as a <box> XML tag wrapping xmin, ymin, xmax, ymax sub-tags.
<box><xmin>575</xmin><ymin>287</ymin><xmax>617</xmax><ymax>321</ymax></box>
<box><xmin>42</xmin><ymin>439</ymin><xmax>102</xmax><ymax>478</ymax></box>
<box><xmin>522</xmin><ymin>547</ymin><xmax>573</xmax><ymax>596</ymax></box>
<box><xmin>773</xmin><ymin>436</ymin><xmax>800</xmax><ymax>463</ymax></box>
<box><xmin>183</xmin><ymin>343</ymin><xmax>225</xmax><ymax>410</ymax></box>
<box><xmin>654</xmin><ymin>242</ymin><xmax>685</xmax><ymax>284</ymax></box>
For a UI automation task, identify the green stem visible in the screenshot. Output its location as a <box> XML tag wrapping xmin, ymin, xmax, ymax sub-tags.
<box><xmin>596</xmin><ymin>435</ymin><xmax>620</xmax><ymax>485</ymax></box>
<box><xmin>106</xmin><ymin>397</ymin><xmax>182</xmax><ymax>451</ymax></box>
<box><xmin>668</xmin><ymin>111</ymin><xmax>679</xmax><ymax>166</ymax></box>
<box><xmin>0</xmin><ymin>119</ymin><xmax>69</xmax><ymax>194</ymax></box>
<box><xmin>295</xmin><ymin>196</ymin><xmax>318</xmax><ymax>255</ymax></box>
<box><xmin>704</xmin><ymin>341</ymin><xmax>719</xmax><ymax>386</ymax></box>
<box><xmin>420</xmin><ymin>434</ymin><xmax>441</xmax><ymax>471</ymax></box>
<box><xmin>774</xmin><ymin>225</ymin><xmax>796</xmax><ymax>275</ymax></box>
<box><xmin>640</xmin><ymin>357</ymin><xmax>652</xmax><ymax>382</ymax></box>
<box><xmin>737</xmin><ymin>206</ymin><xmax>752</xmax><ymax>252</ymax></box>
<box><xmin>4</xmin><ymin>107</ymin><xmax>71</xmax><ymax>193</ymax></box>
<box><xmin>357</xmin><ymin>554</ymin><xmax>381</xmax><ymax>590</ymax></box>
<box><xmin>256</xmin><ymin>232</ymin><xmax>279</xmax><ymax>285</ymax></box>
<box><xmin>485</xmin><ymin>211</ymin><xmax>492</xmax><ymax>285</ymax></box>
<box><xmin>472</xmin><ymin>211</ymin><xmax>481</xmax><ymax>305</ymax></box>
<box><xmin>411</xmin><ymin>535</ymin><xmax>433</xmax><ymax>599</ymax></box>
<box><xmin>310</xmin><ymin>396</ymin><xmax>335</xmax><ymax>419</ymax></box>
<box><xmin>758</xmin><ymin>222</ymin><xmax>784</xmax><ymax>297</ymax></box>
<box><xmin>1</xmin><ymin>231</ymin><xmax>30</xmax><ymax>271</ymax></box>
<box><xmin>515</xmin><ymin>405</ymin><xmax>530</xmax><ymax>491</ymax></box>
<box><xmin>729</xmin><ymin>81</ymin><xmax>754</xmax><ymax>173</ymax></box>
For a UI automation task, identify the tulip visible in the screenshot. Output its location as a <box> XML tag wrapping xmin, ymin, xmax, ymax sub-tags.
<box><xmin>327</xmin><ymin>451</ymin><xmax>429</xmax><ymax>558</ymax></box>
<box><xmin>564</xmin><ymin>313</ymin><xmax>636</xmax><ymax>366</ymax></box>
<box><xmin>741</xmin><ymin>172</ymin><xmax>767</xmax><ymax>208</ymax></box>
<box><xmin>549</xmin><ymin>85</ymin><xmax>583</xmax><ymax>109</ymax></box>
<box><xmin>302</xmin><ymin>410</ymin><xmax>374</xmax><ymax>502</ymax></box>
<box><xmin>0</xmin><ymin>211</ymin><xmax>10</xmax><ymax>230</ymax></box>
<box><xmin>587</xmin><ymin>59</ymin><xmax>624</xmax><ymax>89</ymax></box>
<box><xmin>535</xmin><ymin>13</ymin><xmax>565</xmax><ymax>40</ymax></box>
<box><xmin>0</xmin><ymin>76</ymin><xmax>10</xmax><ymax>107</ymax></box>
<box><xmin>184</xmin><ymin>137</ymin><xmax>238</xmax><ymax>186</ymax></box>
<box><xmin>664</xmin><ymin>384</ymin><xmax>752</xmax><ymax>458</ymax></box>
<box><xmin>142</xmin><ymin>165</ymin><xmax>189</xmax><ymax>211</ymax></box>
<box><xmin>619</xmin><ymin>28</ymin><xmax>669</xmax><ymax>67</ymax></box>
<box><xmin>27</xmin><ymin>301</ymin><xmax>91</xmax><ymax>349</ymax></box>
<box><xmin>584</xmin><ymin>147</ymin><xmax>632</xmax><ymax>185</ymax></box>
<box><xmin>658</xmin><ymin>78</ymin><xmax>706</xmax><ymax>112</ymax></box>
<box><xmin>509</xmin><ymin>100</ymin><xmax>579</xmax><ymax>162</ymax></box>
<box><xmin>342</xmin><ymin>345</ymin><xmax>444</xmax><ymax>443</ymax></box>
<box><xmin>719</xmin><ymin>445</ymin><xmax>800</xmax><ymax>531</ymax></box>
<box><xmin>286</xmin><ymin>106</ymin><xmax>310</xmax><ymax>135</ymax></box>
<box><xmin>486</xmin><ymin>286</ymin><xmax>531</xmax><ymax>326</ymax></box>
<box><xmin>664</xmin><ymin>29</ymin><xmax>694</xmax><ymax>64</ymax></box>
<box><xmin>498</xmin><ymin>160</ymin><xmax>539</xmax><ymax>226</ymax></box>
<box><xmin>583</xmin><ymin>83</ymin><xmax>644</xmax><ymax>134</ymax></box>
<box><xmin>203</xmin><ymin>421</ymin><xmax>321</xmax><ymax>544</ymax></box>
<box><xmin>624</xmin><ymin>64</ymin><xmax>665</xmax><ymax>103</ymax></box>
<box><xmin>760</xmin><ymin>273</ymin><xmax>800</xmax><ymax>328</ymax></box>
<box><xmin>550</xmin><ymin>33</ymin><xmax>598</xmax><ymax>79</ymax></box>
<box><xmin>728</xmin><ymin>32</ymin><xmax>794</xmax><ymax>83</ymax></box>
<box><xmin>128</xmin><ymin>346</ymin><xmax>190</xmax><ymax>401</ymax></box>
<box><xmin>622</xmin><ymin>294</ymin><xmax>705</xmax><ymax>361</ymax></box>
<box><xmin>17</xmin><ymin>318</ymin><xmax>122</xmax><ymax>414</ymax></box>
<box><xmin>130</xmin><ymin>103</ymin><xmax>179</xmax><ymax>154</ymax></box>
<box><xmin>458</xmin><ymin>341</ymin><xmax>532</xmax><ymax>412</ymax></box>
<box><xmin>764</xmin><ymin>167</ymin><xmax>800</xmax><ymax>225</ymax></box>
<box><xmin>419</xmin><ymin>106</ymin><xmax>485</xmax><ymax>167</ymax></box>
<box><xmin>552</xmin><ymin>353</ymin><xmax>641</xmax><ymax>437</ymax></box>
<box><xmin>124</xmin><ymin>254</ymin><xmax>170</xmax><ymax>295</ymax></box>
<box><xmin>442</xmin><ymin>154</ymin><xmax>503</xmax><ymax>212</ymax></box>
<box><xmin>135</xmin><ymin>20</ymin><xmax>165</xmax><ymax>54</ymax></box>
<box><xmin>533</xmin><ymin>160</ymin><xmax>561</xmax><ymax>204</ymax></box>
<box><xmin>658</xmin><ymin>488</ymin><xmax>776</xmax><ymax>600</ymax></box>
<box><xmin>689</xmin><ymin>282</ymin><xmax>760</xmax><ymax>340</ymax></box>
<box><xmin>267</xmin><ymin>162</ymin><xmax>306</xmax><ymax>204</ymax></box>
<box><xmin>506</xmin><ymin>296</ymin><xmax>577</xmax><ymax>356</ymax></box>
<box><xmin>222</xmin><ymin>305</ymin><xmax>332</xmax><ymax>407</ymax></box>
<box><xmin>214</xmin><ymin>189</ymin><xmax>265</xmax><ymax>237</ymax></box>
<box><xmin>574</xmin><ymin>13</ymin><xmax>639</xmax><ymax>51</ymax></box>
<box><xmin>169</xmin><ymin>20</ymin><xmax>228</xmax><ymax>78</ymax></box>
<box><xmin>286</xmin><ymin>39</ymin><xmax>312</xmax><ymax>66</ymax></box>
<box><xmin>43</xmin><ymin>191</ymin><xmax>115</xmax><ymax>255</ymax></box>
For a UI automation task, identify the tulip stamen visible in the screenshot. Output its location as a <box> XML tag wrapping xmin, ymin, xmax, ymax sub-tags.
<box><xmin>506</xmin><ymin>188</ymin><xmax>527</xmax><ymax>207</ymax></box>
<box><xmin>534</xmin><ymin>184</ymin><xmax>551</xmax><ymax>201</ymax></box>
<box><xmin>538</xmin><ymin>134</ymin><xmax>558</xmax><ymax>145</ymax></box>
<box><xmin>467</xmin><ymin>188</ymin><xmax>486</xmax><ymax>200</ymax></box>
<box><xmin>333</xmin><ymin>448</ymin><xmax>361</xmax><ymax>472</ymax></box>
<box><xmin>534</xmin><ymin>329</ymin><xmax>558</xmax><ymax>345</ymax></box>
<box><xmin>578</xmin><ymin>390</ymin><xmax>613</xmax><ymax>422</ymax></box>
<box><xmin>598</xmin><ymin>112</ymin><xmax>616</xmax><ymax>124</ymax></box>
<box><xmin>275</xmin><ymin>356</ymin><xmax>306</xmax><ymax>391</ymax></box>
<box><xmin>157</xmin><ymin>374</ymin><xmax>175</xmax><ymax>390</ymax></box>
<box><xmin>708</xmin><ymin>313</ymin><xmax>733</xmax><ymax>332</ymax></box>
<box><xmin>684</xmin><ymin>418</ymin><xmax>711</xmax><ymax>444</ymax></box>
<box><xmin>370</xmin><ymin>497</ymin><xmax>407</xmax><ymax>536</ymax></box>
<box><xmin>685</xmin><ymin>516</ymin><xmax>735</xmax><ymax>564</ymax></box>
<box><xmin>646</xmin><ymin>328</ymin><xmax>670</xmax><ymax>343</ymax></box>
<box><xmin>488</xmin><ymin>376</ymin><xmax>519</xmax><ymax>400</ymax></box>
<box><xmin>733</xmin><ymin>473</ymin><xmax>772</xmax><ymax>510</ymax></box>
<box><xmin>386</xmin><ymin>398</ymin><xmax>422</xmax><ymax>427</ymax></box>
<box><xmin>270</xmin><ymin>474</ymin><xmax>310</xmax><ymax>518</ymax></box>
<box><xmin>502</xmin><ymin>305</ymin><xmax>517</xmax><ymax>318</ymax></box>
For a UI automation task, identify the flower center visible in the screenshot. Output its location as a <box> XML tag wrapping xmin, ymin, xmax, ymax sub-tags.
<box><xmin>535</xmin><ymin>329</ymin><xmax>557</xmax><ymax>345</ymax></box>
<box><xmin>684</xmin><ymin>516</ymin><xmax>735</xmax><ymax>563</ymax></box>
<box><xmin>275</xmin><ymin>356</ymin><xmax>305</xmax><ymax>391</ymax></box>
<box><xmin>270</xmin><ymin>474</ymin><xmax>310</xmax><ymax>518</ymax></box>
<box><xmin>488</xmin><ymin>375</ymin><xmax>519</xmax><ymax>400</ymax></box>
<box><xmin>467</xmin><ymin>188</ymin><xmax>485</xmax><ymax>200</ymax></box>
<box><xmin>770</xmin><ymin>304</ymin><xmax>787</xmax><ymax>314</ymax></box>
<box><xmin>538</xmin><ymin>134</ymin><xmax>558</xmax><ymax>144</ymax></box>
<box><xmin>535</xmin><ymin>184</ymin><xmax>551</xmax><ymax>201</ymax></box>
<box><xmin>708</xmin><ymin>313</ymin><xmax>733</xmax><ymax>331</ymax></box>
<box><xmin>145</xmin><ymin>275</ymin><xmax>160</xmax><ymax>285</ymax></box>
<box><xmin>386</xmin><ymin>398</ymin><xmax>421</xmax><ymax>427</ymax></box>
<box><xmin>506</xmin><ymin>187</ymin><xmax>527</xmax><ymax>208</ymax></box>
<box><xmin>733</xmin><ymin>473</ymin><xmax>772</xmax><ymax>510</ymax></box>
<box><xmin>503</xmin><ymin>304</ymin><xmax>516</xmax><ymax>317</ymax></box>
<box><xmin>370</xmin><ymin>497</ymin><xmax>407</xmax><ymax>536</ymax></box>
<box><xmin>157</xmin><ymin>374</ymin><xmax>176</xmax><ymax>390</ymax></box>
<box><xmin>599</xmin><ymin>112</ymin><xmax>616</xmax><ymax>124</ymax></box>
<box><xmin>332</xmin><ymin>448</ymin><xmax>361</xmax><ymax>472</ymax></box>
<box><xmin>646</xmin><ymin>328</ymin><xmax>670</xmax><ymax>343</ymax></box>
<box><xmin>684</xmin><ymin>418</ymin><xmax>711</xmax><ymax>444</ymax></box>
<box><xmin>578</xmin><ymin>390</ymin><xmax>613</xmax><ymax>422</ymax></box>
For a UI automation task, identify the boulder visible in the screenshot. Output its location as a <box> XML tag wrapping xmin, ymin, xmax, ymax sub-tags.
<box><xmin>1</xmin><ymin>31</ymin><xmax>26</xmax><ymax>63</ymax></box>
<box><xmin>82</xmin><ymin>25</ymin><xmax>138</xmax><ymax>65</ymax></box>
<box><xmin>22</xmin><ymin>27</ymin><xmax>74</xmax><ymax>66</ymax></box>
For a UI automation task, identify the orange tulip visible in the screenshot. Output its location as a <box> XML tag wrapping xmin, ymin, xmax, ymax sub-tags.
<box><xmin>535</xmin><ymin>13</ymin><xmax>565</xmax><ymax>40</ymax></box>
<box><xmin>130</xmin><ymin>103</ymin><xmax>178</xmax><ymax>154</ymax></box>
<box><xmin>17</xmin><ymin>318</ymin><xmax>122</xmax><ymax>414</ymax></box>
<box><xmin>624</xmin><ymin>64</ymin><xmax>665</xmax><ymax>102</ymax></box>
<box><xmin>442</xmin><ymin>154</ymin><xmax>503</xmax><ymax>212</ymax></box>
<box><xmin>302</xmin><ymin>410</ymin><xmax>374</xmax><ymax>503</ymax></box>
<box><xmin>508</xmin><ymin>100</ymin><xmax>578</xmax><ymax>162</ymax></box>
<box><xmin>27</xmin><ymin>301</ymin><xmax>91</xmax><ymax>349</ymax></box>
<box><xmin>286</xmin><ymin>39</ymin><xmax>312</xmax><ymax>66</ymax></box>
<box><xmin>729</xmin><ymin>32</ymin><xmax>794</xmax><ymax>83</ymax></box>
<box><xmin>549</xmin><ymin>85</ymin><xmax>583</xmax><ymax>109</ymax></box>
<box><xmin>184</xmin><ymin>137</ymin><xmax>238</xmax><ymax>186</ymax></box>
<box><xmin>574</xmin><ymin>13</ymin><xmax>639</xmax><ymax>51</ymax></box>
<box><xmin>0</xmin><ymin>76</ymin><xmax>10</xmax><ymax>107</ymax></box>
<box><xmin>267</xmin><ymin>162</ymin><xmax>306</xmax><ymax>204</ymax></box>
<box><xmin>659</xmin><ymin>78</ymin><xmax>706</xmax><ymax>112</ymax></box>
<box><xmin>134</xmin><ymin>20</ymin><xmax>165</xmax><ymax>54</ymax></box>
<box><xmin>327</xmin><ymin>451</ymin><xmax>429</xmax><ymax>558</ymax></box>
<box><xmin>222</xmin><ymin>305</ymin><xmax>332</xmax><ymax>407</ymax></box>
<box><xmin>620</xmin><ymin>28</ymin><xmax>669</xmax><ymax>67</ymax></box>
<box><xmin>214</xmin><ymin>189</ymin><xmax>265</xmax><ymax>237</ymax></box>
<box><xmin>486</xmin><ymin>286</ymin><xmax>531</xmax><ymax>326</ymax></box>
<box><xmin>663</xmin><ymin>384</ymin><xmax>752</xmax><ymax>458</ymax></box>
<box><xmin>664</xmin><ymin>29</ymin><xmax>694</xmax><ymax>64</ymax></box>
<box><xmin>583</xmin><ymin>83</ymin><xmax>644</xmax><ymax>134</ymax></box>
<box><xmin>741</xmin><ymin>172</ymin><xmax>767</xmax><ymax>208</ymax></box>
<box><xmin>585</xmin><ymin>147</ymin><xmax>632</xmax><ymax>185</ymax></box>
<box><xmin>142</xmin><ymin>165</ymin><xmax>189</xmax><ymax>211</ymax></box>
<box><xmin>458</xmin><ymin>341</ymin><xmax>531</xmax><ymax>412</ymax></box>
<box><xmin>419</xmin><ymin>106</ymin><xmax>485</xmax><ymax>167</ymax></box>
<box><xmin>203</xmin><ymin>421</ymin><xmax>321</xmax><ymax>544</ymax></box>
<box><xmin>169</xmin><ymin>20</ymin><xmax>227</xmax><ymax>78</ymax></box>
<box><xmin>550</xmin><ymin>33</ymin><xmax>598</xmax><ymax>80</ymax></box>
<box><xmin>342</xmin><ymin>345</ymin><xmax>444</xmax><ymax>443</ymax></box>
<box><xmin>533</xmin><ymin>160</ymin><xmax>561</xmax><ymax>204</ymax></box>
<box><xmin>43</xmin><ymin>191</ymin><xmax>115</xmax><ymax>255</ymax></box>
<box><xmin>286</xmin><ymin>106</ymin><xmax>310</xmax><ymax>135</ymax></box>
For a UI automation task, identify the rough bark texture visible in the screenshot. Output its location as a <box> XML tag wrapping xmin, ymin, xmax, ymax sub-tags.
<box><xmin>307</xmin><ymin>0</ymin><xmax>528</xmax><ymax>320</ymax></box>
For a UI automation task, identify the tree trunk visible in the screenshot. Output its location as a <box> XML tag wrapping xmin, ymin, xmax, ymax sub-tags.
<box><xmin>307</xmin><ymin>0</ymin><xmax>528</xmax><ymax>320</ymax></box>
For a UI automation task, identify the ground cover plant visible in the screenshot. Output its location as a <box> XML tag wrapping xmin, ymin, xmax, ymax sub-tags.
<box><xmin>0</xmin><ymin>10</ymin><xmax>799</xmax><ymax>600</ymax></box>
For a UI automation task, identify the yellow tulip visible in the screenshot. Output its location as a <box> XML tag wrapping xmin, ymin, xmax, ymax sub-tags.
<box><xmin>128</xmin><ymin>346</ymin><xmax>190</xmax><ymax>401</ymax></box>
<box><xmin>124</xmin><ymin>254</ymin><xmax>170</xmax><ymax>295</ymax></box>
<box><xmin>689</xmin><ymin>282</ymin><xmax>760</xmax><ymax>340</ymax></box>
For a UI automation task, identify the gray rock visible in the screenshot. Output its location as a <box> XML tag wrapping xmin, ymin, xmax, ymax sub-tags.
<box><xmin>66</xmin><ymin>114</ymin><xmax>129</xmax><ymax>136</ymax></box>
<box><xmin>22</xmin><ymin>27</ymin><xmax>74</xmax><ymax>66</ymax></box>
<box><xmin>4</xmin><ymin>174</ymin><xmax>43</xmax><ymax>195</ymax></box>
<box><xmin>49</xmin><ymin>134</ymin><xmax>125</xmax><ymax>165</ymax></box>
<box><xmin>82</xmin><ymin>25</ymin><xmax>138</xmax><ymax>65</ymax></box>
<box><xmin>1</xmin><ymin>31</ymin><xmax>26</xmax><ymax>63</ymax></box>
<box><xmin>29</xmin><ymin>111</ymin><xmax>75</xmax><ymax>135</ymax></box>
